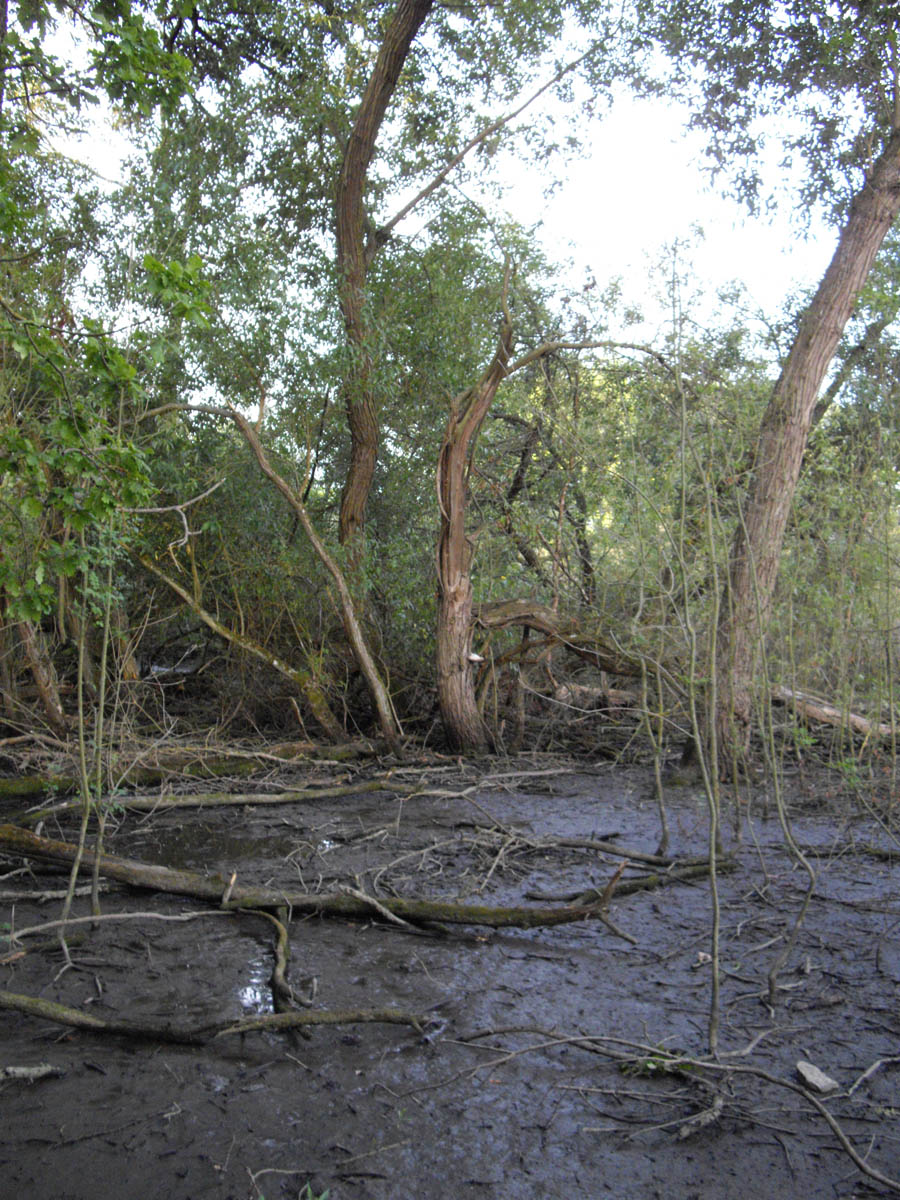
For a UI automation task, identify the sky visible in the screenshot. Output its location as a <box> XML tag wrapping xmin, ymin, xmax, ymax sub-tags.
<box><xmin>62</xmin><ymin>55</ymin><xmax>837</xmax><ymax>346</ymax></box>
<box><xmin>495</xmin><ymin>92</ymin><xmax>836</xmax><ymax>339</ymax></box>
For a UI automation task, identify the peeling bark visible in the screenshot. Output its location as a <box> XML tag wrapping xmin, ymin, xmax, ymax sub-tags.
<box><xmin>436</xmin><ymin>313</ymin><xmax>514</xmax><ymax>751</ymax></box>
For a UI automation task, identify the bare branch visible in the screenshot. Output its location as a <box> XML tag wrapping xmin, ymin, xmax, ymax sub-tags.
<box><xmin>125</xmin><ymin>478</ymin><xmax>225</xmax><ymax>549</ymax></box>
<box><xmin>378</xmin><ymin>45</ymin><xmax>601</xmax><ymax>240</ymax></box>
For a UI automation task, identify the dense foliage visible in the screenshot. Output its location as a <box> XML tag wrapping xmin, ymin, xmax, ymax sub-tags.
<box><xmin>2</xmin><ymin>0</ymin><xmax>899</xmax><ymax>769</ymax></box>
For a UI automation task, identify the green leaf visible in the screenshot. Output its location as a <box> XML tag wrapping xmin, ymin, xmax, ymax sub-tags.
<box><xmin>20</xmin><ymin>494</ymin><xmax>43</xmax><ymax>520</ymax></box>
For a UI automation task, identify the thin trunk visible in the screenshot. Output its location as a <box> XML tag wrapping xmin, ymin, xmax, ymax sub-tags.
<box><xmin>0</xmin><ymin>0</ymin><xmax>8</xmax><ymax>117</ymax></box>
<box><xmin>715</xmin><ymin>128</ymin><xmax>900</xmax><ymax>759</ymax></box>
<box><xmin>569</xmin><ymin>486</ymin><xmax>596</xmax><ymax>606</ymax></box>
<box><xmin>502</xmin><ymin>420</ymin><xmax>553</xmax><ymax>587</ymax></box>
<box><xmin>335</xmin><ymin>0</ymin><xmax>433</xmax><ymax>551</ymax></box>
<box><xmin>226</xmin><ymin>412</ymin><xmax>403</xmax><ymax>755</ymax></box>
<box><xmin>138</xmin><ymin>555</ymin><xmax>346</xmax><ymax>743</ymax></box>
<box><xmin>0</xmin><ymin>620</ymin><xmax>17</xmax><ymax>720</ymax></box>
<box><xmin>436</xmin><ymin>314</ymin><xmax>513</xmax><ymax>751</ymax></box>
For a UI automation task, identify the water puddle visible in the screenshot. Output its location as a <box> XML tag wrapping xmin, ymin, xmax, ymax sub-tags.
<box><xmin>238</xmin><ymin>954</ymin><xmax>274</xmax><ymax>1014</ymax></box>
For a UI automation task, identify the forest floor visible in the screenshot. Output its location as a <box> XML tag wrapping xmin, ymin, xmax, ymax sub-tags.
<box><xmin>0</xmin><ymin>752</ymin><xmax>898</xmax><ymax>1200</ymax></box>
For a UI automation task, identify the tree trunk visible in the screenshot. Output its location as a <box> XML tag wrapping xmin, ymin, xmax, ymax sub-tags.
<box><xmin>17</xmin><ymin>621</ymin><xmax>68</xmax><ymax>737</ymax></box>
<box><xmin>0</xmin><ymin>618</ymin><xmax>18</xmax><ymax>720</ymax></box>
<box><xmin>436</xmin><ymin>316</ymin><xmax>513</xmax><ymax>751</ymax></box>
<box><xmin>715</xmin><ymin>128</ymin><xmax>900</xmax><ymax>761</ymax></box>
<box><xmin>335</xmin><ymin>0</ymin><xmax>433</xmax><ymax>552</ymax></box>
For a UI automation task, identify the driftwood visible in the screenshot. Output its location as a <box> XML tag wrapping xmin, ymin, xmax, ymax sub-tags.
<box><xmin>0</xmin><ymin>825</ymin><xmax>628</xmax><ymax>930</ymax></box>
<box><xmin>772</xmin><ymin>685</ymin><xmax>895</xmax><ymax>742</ymax></box>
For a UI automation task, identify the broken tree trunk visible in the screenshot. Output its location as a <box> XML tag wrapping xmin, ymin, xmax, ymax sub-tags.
<box><xmin>436</xmin><ymin>306</ymin><xmax>514</xmax><ymax>753</ymax></box>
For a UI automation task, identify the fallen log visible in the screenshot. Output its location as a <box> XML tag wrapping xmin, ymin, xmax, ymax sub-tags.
<box><xmin>16</xmin><ymin>777</ymin><xmax>407</xmax><ymax>825</ymax></box>
<box><xmin>772</xmin><ymin>685</ymin><xmax>895</xmax><ymax>742</ymax></box>
<box><xmin>0</xmin><ymin>824</ymin><xmax>627</xmax><ymax>930</ymax></box>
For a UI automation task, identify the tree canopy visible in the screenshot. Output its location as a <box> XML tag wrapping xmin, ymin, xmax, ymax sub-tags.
<box><xmin>3</xmin><ymin>0</ymin><xmax>900</xmax><ymax>774</ymax></box>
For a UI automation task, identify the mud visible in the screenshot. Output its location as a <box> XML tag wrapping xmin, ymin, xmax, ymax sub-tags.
<box><xmin>1</xmin><ymin>758</ymin><xmax>898</xmax><ymax>1199</ymax></box>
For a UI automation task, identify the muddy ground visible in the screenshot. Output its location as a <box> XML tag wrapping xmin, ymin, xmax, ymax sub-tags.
<box><xmin>1</xmin><ymin>754</ymin><xmax>898</xmax><ymax>1199</ymax></box>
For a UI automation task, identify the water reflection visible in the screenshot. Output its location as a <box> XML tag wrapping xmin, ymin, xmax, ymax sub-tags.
<box><xmin>238</xmin><ymin>955</ymin><xmax>273</xmax><ymax>1013</ymax></box>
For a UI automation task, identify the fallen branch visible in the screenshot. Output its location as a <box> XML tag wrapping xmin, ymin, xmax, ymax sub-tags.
<box><xmin>0</xmin><ymin>989</ymin><xmax>425</xmax><ymax>1045</ymax></box>
<box><xmin>0</xmin><ymin>825</ymin><xmax>636</xmax><ymax>930</ymax></box>
<box><xmin>0</xmin><ymin>1063</ymin><xmax>65</xmax><ymax>1083</ymax></box>
<box><xmin>525</xmin><ymin>860</ymin><xmax>733</xmax><ymax>903</ymax></box>
<box><xmin>474</xmin><ymin>600</ymin><xmax>642</xmax><ymax>676</ymax></box>
<box><xmin>4</xmin><ymin>907</ymin><xmax>234</xmax><ymax>947</ymax></box>
<box><xmin>2</xmin><ymin>739</ymin><xmax>385</xmax><ymax>803</ymax></box>
<box><xmin>772</xmin><ymin>685</ymin><xmax>895</xmax><ymax>742</ymax></box>
<box><xmin>456</xmin><ymin>1028</ymin><xmax>900</xmax><ymax>1195</ymax></box>
<box><xmin>20</xmin><ymin>777</ymin><xmax>405</xmax><ymax>824</ymax></box>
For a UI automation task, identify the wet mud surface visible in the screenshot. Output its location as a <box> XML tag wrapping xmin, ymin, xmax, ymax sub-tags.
<box><xmin>1</xmin><ymin>758</ymin><xmax>899</xmax><ymax>1199</ymax></box>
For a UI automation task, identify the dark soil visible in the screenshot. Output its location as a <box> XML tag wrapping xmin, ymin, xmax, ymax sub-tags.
<box><xmin>1</xmin><ymin>756</ymin><xmax>898</xmax><ymax>1199</ymax></box>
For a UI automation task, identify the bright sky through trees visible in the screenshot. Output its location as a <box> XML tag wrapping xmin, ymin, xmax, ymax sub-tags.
<box><xmin>64</xmin><ymin>76</ymin><xmax>834</xmax><ymax>343</ymax></box>
<box><xmin>501</xmin><ymin>92</ymin><xmax>835</xmax><ymax>333</ymax></box>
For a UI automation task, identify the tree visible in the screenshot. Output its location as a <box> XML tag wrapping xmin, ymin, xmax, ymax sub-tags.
<box><xmin>0</xmin><ymin>1</ymin><xmax>190</xmax><ymax>732</ymax></box>
<box><xmin>638</xmin><ymin>0</ymin><xmax>900</xmax><ymax>763</ymax></box>
<box><xmin>435</xmin><ymin>261</ymin><xmax>616</xmax><ymax>749</ymax></box>
<box><xmin>716</xmin><ymin>128</ymin><xmax>900</xmax><ymax>759</ymax></box>
<box><xmin>110</xmin><ymin>0</ymin><xmax>631</xmax><ymax>739</ymax></box>
<box><xmin>334</xmin><ymin>0</ymin><xmax>433</xmax><ymax>553</ymax></box>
